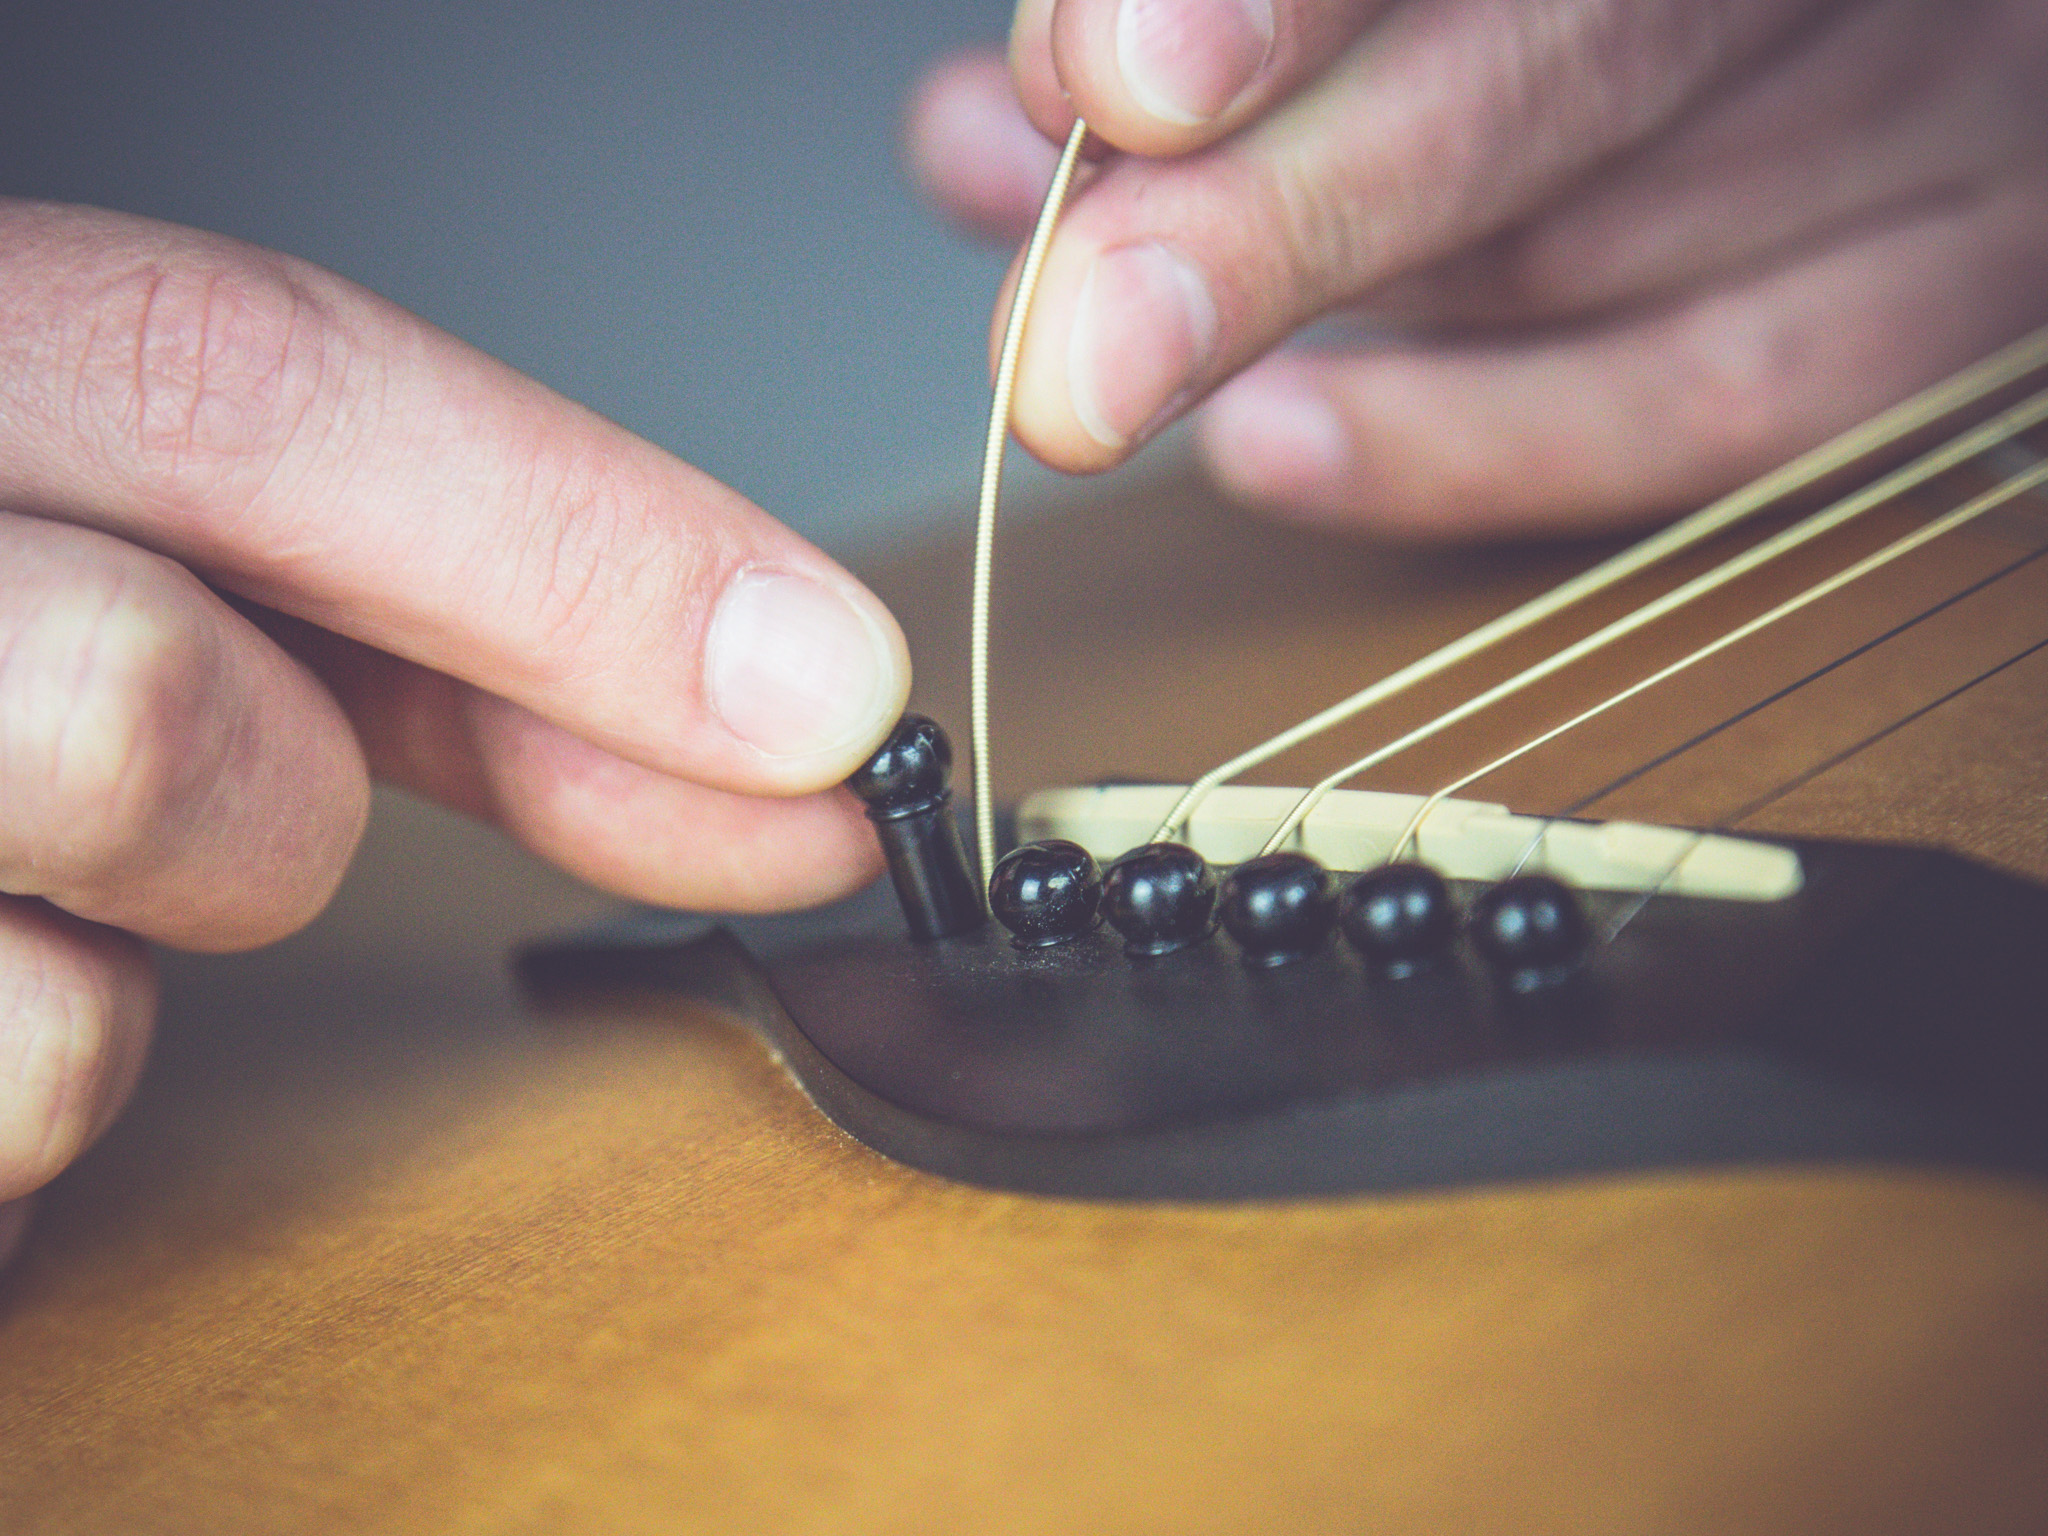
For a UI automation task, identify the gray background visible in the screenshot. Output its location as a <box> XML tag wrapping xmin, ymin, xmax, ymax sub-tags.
<box><xmin>0</xmin><ymin>0</ymin><xmax>1048</xmax><ymax>554</ymax></box>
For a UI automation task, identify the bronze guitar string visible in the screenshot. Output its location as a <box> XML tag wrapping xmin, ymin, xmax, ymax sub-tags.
<box><xmin>1484</xmin><ymin>491</ymin><xmax>2048</xmax><ymax>939</ymax></box>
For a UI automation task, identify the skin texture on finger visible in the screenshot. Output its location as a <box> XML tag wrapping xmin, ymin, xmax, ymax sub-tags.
<box><xmin>1001</xmin><ymin>0</ymin><xmax>1828</xmax><ymax>471</ymax></box>
<box><xmin>0</xmin><ymin>895</ymin><xmax>154</xmax><ymax>1205</ymax></box>
<box><xmin>253</xmin><ymin>611</ymin><xmax>886</xmax><ymax>913</ymax></box>
<box><xmin>0</xmin><ymin>515</ymin><xmax>368</xmax><ymax>950</ymax></box>
<box><xmin>0</xmin><ymin>201</ymin><xmax>910</xmax><ymax>801</ymax></box>
<box><xmin>1197</xmin><ymin>181</ymin><xmax>2048</xmax><ymax>535</ymax></box>
<box><xmin>1031</xmin><ymin>0</ymin><xmax>1397</xmax><ymax>155</ymax></box>
<box><xmin>1369</xmin><ymin>0</ymin><xmax>2048</xmax><ymax>329</ymax></box>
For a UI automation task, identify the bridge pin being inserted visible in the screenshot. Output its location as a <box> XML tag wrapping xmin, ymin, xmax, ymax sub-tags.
<box><xmin>1102</xmin><ymin>842</ymin><xmax>1218</xmax><ymax>958</ymax></box>
<box><xmin>1469</xmin><ymin>874</ymin><xmax>1591</xmax><ymax>991</ymax></box>
<box><xmin>1340</xmin><ymin>862</ymin><xmax>1459</xmax><ymax>977</ymax></box>
<box><xmin>846</xmin><ymin>715</ymin><xmax>988</xmax><ymax>942</ymax></box>
<box><xmin>989</xmin><ymin>840</ymin><xmax>1103</xmax><ymax>949</ymax></box>
<box><xmin>1219</xmin><ymin>852</ymin><xmax>1336</xmax><ymax>967</ymax></box>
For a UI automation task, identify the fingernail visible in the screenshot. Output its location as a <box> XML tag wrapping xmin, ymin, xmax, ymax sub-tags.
<box><xmin>1117</xmin><ymin>0</ymin><xmax>1274</xmax><ymax>126</ymax></box>
<box><xmin>705</xmin><ymin>568</ymin><xmax>903</xmax><ymax>762</ymax></box>
<box><xmin>1068</xmin><ymin>242</ymin><xmax>1218</xmax><ymax>449</ymax></box>
<box><xmin>1203</xmin><ymin>370</ymin><xmax>1350</xmax><ymax>502</ymax></box>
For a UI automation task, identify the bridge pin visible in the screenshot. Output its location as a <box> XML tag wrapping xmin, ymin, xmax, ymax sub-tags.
<box><xmin>1340</xmin><ymin>862</ymin><xmax>1459</xmax><ymax>977</ymax></box>
<box><xmin>989</xmin><ymin>840</ymin><xmax>1103</xmax><ymax>949</ymax></box>
<box><xmin>1469</xmin><ymin>874</ymin><xmax>1591</xmax><ymax>990</ymax></box>
<box><xmin>846</xmin><ymin>715</ymin><xmax>987</xmax><ymax>942</ymax></box>
<box><xmin>1102</xmin><ymin>842</ymin><xmax>1218</xmax><ymax>958</ymax></box>
<box><xmin>1220</xmin><ymin>852</ymin><xmax>1336</xmax><ymax>967</ymax></box>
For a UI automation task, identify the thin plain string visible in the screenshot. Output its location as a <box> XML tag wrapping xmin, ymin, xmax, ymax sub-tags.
<box><xmin>970</xmin><ymin>118</ymin><xmax>1091</xmax><ymax>881</ymax></box>
<box><xmin>1505</xmin><ymin>524</ymin><xmax>2048</xmax><ymax>879</ymax></box>
<box><xmin>1598</xmin><ymin>626</ymin><xmax>2048</xmax><ymax>945</ymax></box>
<box><xmin>1495</xmin><ymin>529</ymin><xmax>2048</xmax><ymax>886</ymax></box>
<box><xmin>1370</xmin><ymin>456</ymin><xmax>2048</xmax><ymax>867</ymax></box>
<box><xmin>1149</xmin><ymin>324</ymin><xmax>2048</xmax><ymax>846</ymax></box>
<box><xmin>1251</xmin><ymin>386</ymin><xmax>2048</xmax><ymax>856</ymax></box>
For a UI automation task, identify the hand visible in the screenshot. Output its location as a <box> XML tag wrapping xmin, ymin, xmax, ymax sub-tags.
<box><xmin>909</xmin><ymin>0</ymin><xmax>2048</xmax><ymax>535</ymax></box>
<box><xmin>0</xmin><ymin>201</ymin><xmax>911</xmax><ymax>1261</ymax></box>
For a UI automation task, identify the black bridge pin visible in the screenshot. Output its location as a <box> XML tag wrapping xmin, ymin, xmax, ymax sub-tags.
<box><xmin>989</xmin><ymin>839</ymin><xmax>1104</xmax><ymax>949</ymax></box>
<box><xmin>1340</xmin><ymin>861</ymin><xmax>1459</xmax><ymax>977</ymax></box>
<box><xmin>1220</xmin><ymin>852</ymin><xmax>1336</xmax><ymax>967</ymax></box>
<box><xmin>846</xmin><ymin>715</ymin><xmax>987</xmax><ymax>942</ymax></box>
<box><xmin>1102</xmin><ymin>842</ymin><xmax>1218</xmax><ymax>958</ymax></box>
<box><xmin>1469</xmin><ymin>874</ymin><xmax>1592</xmax><ymax>991</ymax></box>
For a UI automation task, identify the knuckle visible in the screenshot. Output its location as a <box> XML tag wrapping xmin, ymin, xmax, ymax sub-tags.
<box><xmin>0</xmin><ymin>571</ymin><xmax>226</xmax><ymax>890</ymax></box>
<box><xmin>62</xmin><ymin>247</ymin><xmax>339</xmax><ymax>508</ymax></box>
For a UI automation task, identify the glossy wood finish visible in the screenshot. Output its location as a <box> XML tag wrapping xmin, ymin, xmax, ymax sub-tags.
<box><xmin>5</xmin><ymin>461</ymin><xmax>2048</xmax><ymax>1533</ymax></box>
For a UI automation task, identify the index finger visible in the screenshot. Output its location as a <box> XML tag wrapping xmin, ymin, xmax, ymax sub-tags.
<box><xmin>0</xmin><ymin>201</ymin><xmax>910</xmax><ymax>798</ymax></box>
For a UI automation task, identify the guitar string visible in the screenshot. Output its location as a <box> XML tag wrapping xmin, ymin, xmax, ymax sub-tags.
<box><xmin>1363</xmin><ymin>456</ymin><xmax>2048</xmax><ymax>866</ymax></box>
<box><xmin>1249</xmin><ymin>389</ymin><xmax>2048</xmax><ymax>857</ymax></box>
<box><xmin>957</xmin><ymin>127</ymin><xmax>2048</xmax><ymax>873</ymax></box>
<box><xmin>1501</xmin><ymin>504</ymin><xmax>2048</xmax><ymax>881</ymax></box>
<box><xmin>970</xmin><ymin>117</ymin><xmax>1091</xmax><ymax>880</ymax></box>
<box><xmin>1587</xmin><ymin>439</ymin><xmax>2048</xmax><ymax>941</ymax></box>
<box><xmin>1495</xmin><ymin>434</ymin><xmax>2048</xmax><ymax>886</ymax></box>
<box><xmin>1597</xmin><ymin>626</ymin><xmax>2048</xmax><ymax>947</ymax></box>
<box><xmin>1147</xmin><ymin>324</ymin><xmax>2048</xmax><ymax>844</ymax></box>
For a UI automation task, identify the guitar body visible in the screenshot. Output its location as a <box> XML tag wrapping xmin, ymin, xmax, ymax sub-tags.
<box><xmin>4</xmin><ymin>466</ymin><xmax>2047</xmax><ymax>1533</ymax></box>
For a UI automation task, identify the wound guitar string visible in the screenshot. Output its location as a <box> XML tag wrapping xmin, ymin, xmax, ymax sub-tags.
<box><xmin>1499</xmin><ymin>514</ymin><xmax>2048</xmax><ymax>898</ymax></box>
<box><xmin>1242</xmin><ymin>367</ymin><xmax>2048</xmax><ymax>856</ymax></box>
<box><xmin>971</xmin><ymin>117</ymin><xmax>1091</xmax><ymax>882</ymax></box>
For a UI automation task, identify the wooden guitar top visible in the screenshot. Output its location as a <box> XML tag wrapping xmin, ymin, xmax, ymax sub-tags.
<box><xmin>4</xmin><ymin>465</ymin><xmax>2046</xmax><ymax>1533</ymax></box>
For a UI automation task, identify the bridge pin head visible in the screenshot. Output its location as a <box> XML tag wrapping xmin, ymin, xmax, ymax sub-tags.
<box><xmin>1102</xmin><ymin>842</ymin><xmax>1217</xmax><ymax>958</ymax></box>
<box><xmin>1340</xmin><ymin>862</ymin><xmax>1459</xmax><ymax>976</ymax></box>
<box><xmin>846</xmin><ymin>714</ymin><xmax>951</xmax><ymax>820</ymax></box>
<box><xmin>1220</xmin><ymin>852</ymin><xmax>1336</xmax><ymax>967</ymax></box>
<box><xmin>989</xmin><ymin>840</ymin><xmax>1103</xmax><ymax>949</ymax></box>
<box><xmin>1469</xmin><ymin>874</ymin><xmax>1591</xmax><ymax>990</ymax></box>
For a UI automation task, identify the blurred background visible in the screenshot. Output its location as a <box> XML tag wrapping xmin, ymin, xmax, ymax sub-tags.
<box><xmin>0</xmin><ymin>0</ymin><xmax>1044</xmax><ymax>555</ymax></box>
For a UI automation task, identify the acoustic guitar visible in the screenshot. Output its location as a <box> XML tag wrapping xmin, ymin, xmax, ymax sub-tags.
<box><xmin>3</xmin><ymin>346</ymin><xmax>2047</xmax><ymax>1531</ymax></box>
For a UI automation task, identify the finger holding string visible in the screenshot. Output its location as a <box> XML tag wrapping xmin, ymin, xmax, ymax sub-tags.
<box><xmin>915</xmin><ymin>2</ymin><xmax>2048</xmax><ymax>535</ymax></box>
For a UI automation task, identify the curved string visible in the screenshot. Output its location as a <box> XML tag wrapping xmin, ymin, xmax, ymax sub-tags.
<box><xmin>1148</xmin><ymin>324</ymin><xmax>2048</xmax><ymax>845</ymax></box>
<box><xmin>1253</xmin><ymin>388</ymin><xmax>2048</xmax><ymax>857</ymax></box>
<box><xmin>970</xmin><ymin>117</ymin><xmax>1090</xmax><ymax>880</ymax></box>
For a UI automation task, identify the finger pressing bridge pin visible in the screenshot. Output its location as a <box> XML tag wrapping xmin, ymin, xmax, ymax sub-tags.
<box><xmin>846</xmin><ymin>715</ymin><xmax>988</xmax><ymax>941</ymax></box>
